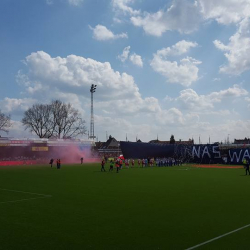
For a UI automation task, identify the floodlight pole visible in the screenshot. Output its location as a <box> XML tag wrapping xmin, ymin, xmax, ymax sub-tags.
<box><xmin>90</xmin><ymin>84</ymin><xmax>97</xmax><ymax>140</ymax></box>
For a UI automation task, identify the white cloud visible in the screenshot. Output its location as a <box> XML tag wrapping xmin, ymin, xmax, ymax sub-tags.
<box><xmin>5</xmin><ymin>51</ymin><xmax>164</xmax><ymax>139</ymax></box>
<box><xmin>46</xmin><ymin>0</ymin><xmax>53</xmax><ymax>5</ymax></box>
<box><xmin>198</xmin><ymin>0</ymin><xmax>250</xmax><ymax>24</ymax></box>
<box><xmin>209</xmin><ymin>84</ymin><xmax>248</xmax><ymax>101</ymax></box>
<box><xmin>129</xmin><ymin>53</ymin><xmax>143</xmax><ymax>67</ymax></box>
<box><xmin>17</xmin><ymin>51</ymin><xmax>159</xmax><ymax>116</ymax></box>
<box><xmin>157</xmin><ymin>40</ymin><xmax>198</xmax><ymax>56</ymax></box>
<box><xmin>177</xmin><ymin>89</ymin><xmax>214</xmax><ymax>110</ymax></box>
<box><xmin>245</xmin><ymin>97</ymin><xmax>250</xmax><ymax>108</ymax></box>
<box><xmin>90</xmin><ymin>25</ymin><xmax>128</xmax><ymax>41</ymax></box>
<box><xmin>95</xmin><ymin>114</ymin><xmax>159</xmax><ymax>142</ymax></box>
<box><xmin>214</xmin><ymin>18</ymin><xmax>250</xmax><ymax>75</ymax></box>
<box><xmin>156</xmin><ymin>108</ymin><xmax>185</xmax><ymax>125</ymax></box>
<box><xmin>112</xmin><ymin>0</ymin><xmax>140</xmax><ymax>15</ymax></box>
<box><xmin>6</xmin><ymin>120</ymin><xmax>35</xmax><ymax>138</ymax></box>
<box><xmin>112</xmin><ymin>0</ymin><xmax>250</xmax><ymax>38</ymax></box>
<box><xmin>96</xmin><ymin>96</ymin><xmax>160</xmax><ymax>115</ymax></box>
<box><xmin>150</xmin><ymin>40</ymin><xmax>200</xmax><ymax>86</ymax></box>
<box><xmin>5</xmin><ymin>51</ymin><xmax>249</xmax><ymax>142</ymax></box>
<box><xmin>68</xmin><ymin>0</ymin><xmax>84</xmax><ymax>6</ymax></box>
<box><xmin>130</xmin><ymin>0</ymin><xmax>201</xmax><ymax>36</ymax></box>
<box><xmin>184</xmin><ymin>119</ymin><xmax>250</xmax><ymax>144</ymax></box>
<box><xmin>113</xmin><ymin>17</ymin><xmax>123</xmax><ymax>23</ymax></box>
<box><xmin>0</xmin><ymin>98</ymin><xmax>36</xmax><ymax>114</ymax></box>
<box><xmin>118</xmin><ymin>46</ymin><xmax>143</xmax><ymax>67</ymax></box>
<box><xmin>46</xmin><ymin>0</ymin><xmax>84</xmax><ymax>6</ymax></box>
<box><xmin>214</xmin><ymin>120</ymin><xmax>250</xmax><ymax>141</ymax></box>
<box><xmin>20</xmin><ymin>51</ymin><xmax>136</xmax><ymax>99</ymax></box>
<box><xmin>175</xmin><ymin>85</ymin><xmax>248</xmax><ymax>111</ymax></box>
<box><xmin>203</xmin><ymin>110</ymin><xmax>231</xmax><ymax>116</ymax></box>
<box><xmin>213</xmin><ymin>78</ymin><xmax>221</xmax><ymax>82</ymax></box>
<box><xmin>118</xmin><ymin>46</ymin><xmax>130</xmax><ymax>62</ymax></box>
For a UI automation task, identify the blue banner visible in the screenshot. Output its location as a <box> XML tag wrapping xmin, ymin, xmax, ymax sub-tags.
<box><xmin>120</xmin><ymin>141</ymin><xmax>249</xmax><ymax>165</ymax></box>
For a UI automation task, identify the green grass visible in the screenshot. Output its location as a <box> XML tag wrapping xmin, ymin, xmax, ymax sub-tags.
<box><xmin>0</xmin><ymin>163</ymin><xmax>249</xmax><ymax>250</ymax></box>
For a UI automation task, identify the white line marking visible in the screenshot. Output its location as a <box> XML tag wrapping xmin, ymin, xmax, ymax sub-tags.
<box><xmin>186</xmin><ymin>224</ymin><xmax>250</xmax><ymax>250</ymax></box>
<box><xmin>0</xmin><ymin>188</ymin><xmax>50</xmax><ymax>197</ymax></box>
<box><xmin>0</xmin><ymin>196</ymin><xmax>51</xmax><ymax>204</ymax></box>
<box><xmin>0</xmin><ymin>188</ymin><xmax>52</xmax><ymax>204</ymax></box>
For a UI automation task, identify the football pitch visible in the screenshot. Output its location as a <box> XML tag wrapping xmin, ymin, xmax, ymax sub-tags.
<box><xmin>0</xmin><ymin>163</ymin><xmax>249</xmax><ymax>250</ymax></box>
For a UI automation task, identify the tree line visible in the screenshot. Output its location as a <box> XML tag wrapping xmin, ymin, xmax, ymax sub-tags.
<box><xmin>0</xmin><ymin>110</ymin><xmax>11</xmax><ymax>134</ymax></box>
<box><xmin>22</xmin><ymin>100</ymin><xmax>86</xmax><ymax>138</ymax></box>
<box><xmin>0</xmin><ymin>100</ymin><xmax>86</xmax><ymax>139</ymax></box>
<box><xmin>0</xmin><ymin>104</ymin><xmax>176</xmax><ymax>141</ymax></box>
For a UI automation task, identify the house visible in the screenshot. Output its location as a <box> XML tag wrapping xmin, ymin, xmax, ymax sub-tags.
<box><xmin>234</xmin><ymin>137</ymin><xmax>250</xmax><ymax>144</ymax></box>
<box><xmin>95</xmin><ymin>135</ymin><xmax>122</xmax><ymax>156</ymax></box>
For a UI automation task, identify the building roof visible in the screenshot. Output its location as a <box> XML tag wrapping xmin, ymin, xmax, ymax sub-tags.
<box><xmin>96</xmin><ymin>136</ymin><xmax>119</xmax><ymax>149</ymax></box>
<box><xmin>234</xmin><ymin>138</ymin><xmax>250</xmax><ymax>144</ymax></box>
<box><xmin>149</xmin><ymin>139</ymin><xmax>194</xmax><ymax>145</ymax></box>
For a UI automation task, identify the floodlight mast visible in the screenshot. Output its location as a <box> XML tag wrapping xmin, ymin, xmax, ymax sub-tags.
<box><xmin>89</xmin><ymin>84</ymin><xmax>97</xmax><ymax>140</ymax></box>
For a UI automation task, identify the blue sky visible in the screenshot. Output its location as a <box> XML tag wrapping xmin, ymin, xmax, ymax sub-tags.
<box><xmin>0</xmin><ymin>0</ymin><xmax>250</xmax><ymax>143</ymax></box>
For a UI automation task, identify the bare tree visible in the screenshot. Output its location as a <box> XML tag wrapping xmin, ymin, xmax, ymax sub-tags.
<box><xmin>22</xmin><ymin>100</ymin><xmax>86</xmax><ymax>139</ymax></box>
<box><xmin>0</xmin><ymin>110</ymin><xmax>12</xmax><ymax>134</ymax></box>
<box><xmin>51</xmin><ymin>100</ymin><xmax>86</xmax><ymax>139</ymax></box>
<box><xmin>22</xmin><ymin>104</ymin><xmax>54</xmax><ymax>138</ymax></box>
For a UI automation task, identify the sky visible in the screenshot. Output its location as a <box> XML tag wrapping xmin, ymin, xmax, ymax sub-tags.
<box><xmin>0</xmin><ymin>0</ymin><xmax>250</xmax><ymax>143</ymax></box>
